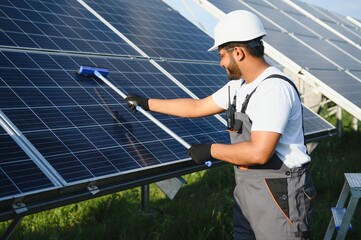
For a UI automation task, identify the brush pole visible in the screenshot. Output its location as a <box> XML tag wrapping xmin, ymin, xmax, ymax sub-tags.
<box><xmin>93</xmin><ymin>71</ymin><xmax>212</xmax><ymax>167</ymax></box>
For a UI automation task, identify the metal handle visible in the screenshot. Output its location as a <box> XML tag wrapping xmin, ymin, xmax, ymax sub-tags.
<box><xmin>94</xmin><ymin>71</ymin><xmax>212</xmax><ymax>167</ymax></box>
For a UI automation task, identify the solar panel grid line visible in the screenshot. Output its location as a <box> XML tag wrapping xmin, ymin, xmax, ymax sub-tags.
<box><xmin>86</xmin><ymin>57</ymin><xmax>230</xmax><ymax>146</ymax></box>
<box><xmin>149</xmin><ymin>59</ymin><xmax>228</xmax><ymax>126</ymax></box>
<box><xmin>240</xmin><ymin>0</ymin><xmax>358</xmax><ymax>73</ymax></box>
<box><xmin>0</xmin><ymin>0</ymin><xmax>139</xmax><ymax>56</ymax></box>
<box><xmin>1</xmin><ymin>2</ymin><xmax>85</xmax><ymax>51</ymax></box>
<box><xmin>302</xmin><ymin>1</ymin><xmax>361</xmax><ymax>41</ymax></box>
<box><xmin>253</xmin><ymin>2</ymin><xmax>360</xmax><ymax>69</ymax></box>
<box><xmin>302</xmin><ymin>108</ymin><xmax>336</xmax><ymax>140</ymax></box>
<box><xmin>0</xmin><ymin>51</ymin><xmax>139</xmax><ymax>183</ymax></box>
<box><xmin>332</xmin><ymin>20</ymin><xmax>361</xmax><ymax>43</ymax></box>
<box><xmin>207</xmin><ymin>0</ymin><xmax>361</xmax><ymax>116</ymax></box>
<box><xmin>0</xmin><ymin>111</ymin><xmax>67</xmax><ymax>186</ymax></box>
<box><xmin>90</xmin><ymin>68</ymin><xmax>200</xmax><ymax>159</ymax></box>
<box><xmin>0</xmin><ymin>110</ymin><xmax>64</xmax><ymax>186</ymax></box>
<box><xmin>296</xmin><ymin>35</ymin><xmax>361</xmax><ymax>71</ymax></box>
<box><xmin>322</xmin><ymin>40</ymin><xmax>361</xmax><ymax>69</ymax></box>
<box><xmin>299</xmin><ymin>69</ymin><xmax>361</xmax><ymax>120</ymax></box>
<box><xmin>284</xmin><ymin>0</ymin><xmax>361</xmax><ymax>51</ymax></box>
<box><xmin>84</xmin><ymin>0</ymin><xmax>218</xmax><ymax>62</ymax></box>
<box><xmin>262</xmin><ymin>0</ymin><xmax>323</xmax><ymax>39</ymax></box>
<box><xmin>248</xmin><ymin>0</ymin><xmax>361</xmax><ymax>66</ymax></box>
<box><xmin>154</xmin><ymin>59</ymin><xmax>228</xmax><ymax>122</ymax></box>
<box><xmin>75</xmin><ymin>0</ymin><xmax>227</xmax><ymax>129</ymax></box>
<box><xmin>42</xmin><ymin>60</ymin><xmax>189</xmax><ymax>175</ymax></box>
<box><xmin>76</xmin><ymin>0</ymin><xmax>149</xmax><ymax>58</ymax></box>
<box><xmin>253</xmin><ymin>1</ymin><xmax>361</xmax><ymax>69</ymax></box>
<box><xmin>77</xmin><ymin>1</ymin><xmax>217</xmax><ymax>61</ymax></box>
<box><xmin>1</xmin><ymin>48</ymin><xmax>231</xmax><ymax>186</ymax></box>
<box><xmin>0</xmin><ymin>48</ymin><xmax>132</xmax><ymax>152</ymax></box>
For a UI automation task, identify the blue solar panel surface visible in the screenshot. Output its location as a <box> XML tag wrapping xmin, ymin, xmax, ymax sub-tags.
<box><xmin>292</xmin><ymin>0</ymin><xmax>361</xmax><ymax>44</ymax></box>
<box><xmin>156</xmin><ymin>61</ymin><xmax>227</xmax><ymax>99</ymax></box>
<box><xmin>0</xmin><ymin>126</ymin><xmax>56</xmax><ymax>200</ymax></box>
<box><xmin>0</xmin><ymin>0</ymin><xmax>138</xmax><ymax>56</ymax></box>
<box><xmin>302</xmin><ymin>106</ymin><xmax>334</xmax><ymax>139</ymax></box>
<box><xmin>0</xmin><ymin>50</ymin><xmax>229</xmax><ymax>184</ymax></box>
<box><xmin>84</xmin><ymin>0</ymin><xmax>218</xmax><ymax>61</ymax></box>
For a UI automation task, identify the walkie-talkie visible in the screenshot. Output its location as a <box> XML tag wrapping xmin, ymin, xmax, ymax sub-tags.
<box><xmin>226</xmin><ymin>86</ymin><xmax>236</xmax><ymax>131</ymax></box>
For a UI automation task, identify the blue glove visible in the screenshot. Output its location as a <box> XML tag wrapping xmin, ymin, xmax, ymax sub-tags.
<box><xmin>187</xmin><ymin>144</ymin><xmax>213</xmax><ymax>165</ymax></box>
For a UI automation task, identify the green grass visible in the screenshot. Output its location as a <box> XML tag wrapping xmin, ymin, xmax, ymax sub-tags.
<box><xmin>1</xmin><ymin>111</ymin><xmax>361</xmax><ymax>239</ymax></box>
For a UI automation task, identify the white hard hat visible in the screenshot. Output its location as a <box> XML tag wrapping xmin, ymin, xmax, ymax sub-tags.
<box><xmin>208</xmin><ymin>10</ymin><xmax>266</xmax><ymax>51</ymax></box>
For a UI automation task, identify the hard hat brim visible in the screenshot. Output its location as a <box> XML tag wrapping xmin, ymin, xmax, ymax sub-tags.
<box><xmin>208</xmin><ymin>45</ymin><xmax>218</xmax><ymax>52</ymax></box>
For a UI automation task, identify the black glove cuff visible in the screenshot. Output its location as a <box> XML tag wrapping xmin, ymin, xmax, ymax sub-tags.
<box><xmin>139</xmin><ymin>97</ymin><xmax>149</xmax><ymax>111</ymax></box>
<box><xmin>187</xmin><ymin>143</ymin><xmax>213</xmax><ymax>165</ymax></box>
<box><xmin>125</xmin><ymin>94</ymin><xmax>149</xmax><ymax>111</ymax></box>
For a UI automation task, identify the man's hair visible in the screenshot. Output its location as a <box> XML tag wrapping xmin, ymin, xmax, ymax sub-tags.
<box><xmin>219</xmin><ymin>37</ymin><xmax>265</xmax><ymax>57</ymax></box>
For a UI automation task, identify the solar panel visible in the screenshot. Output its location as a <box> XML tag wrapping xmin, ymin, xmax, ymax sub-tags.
<box><xmin>302</xmin><ymin>106</ymin><xmax>336</xmax><ymax>141</ymax></box>
<box><xmin>83</xmin><ymin>0</ymin><xmax>218</xmax><ymax>61</ymax></box>
<box><xmin>156</xmin><ymin>60</ymin><xmax>227</xmax><ymax>99</ymax></box>
<box><xmin>0</xmin><ymin>0</ymin><xmax>336</xmax><ymax>226</ymax></box>
<box><xmin>0</xmin><ymin>49</ymin><xmax>229</xmax><ymax>186</ymax></box>
<box><xmin>0</xmin><ymin>124</ymin><xmax>57</xmax><ymax>201</ymax></box>
<box><xmin>291</xmin><ymin>0</ymin><xmax>361</xmax><ymax>44</ymax></box>
<box><xmin>0</xmin><ymin>0</ymin><xmax>138</xmax><ymax>56</ymax></box>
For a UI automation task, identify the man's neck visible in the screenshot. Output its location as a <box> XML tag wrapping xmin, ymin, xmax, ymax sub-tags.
<box><xmin>242</xmin><ymin>59</ymin><xmax>270</xmax><ymax>84</ymax></box>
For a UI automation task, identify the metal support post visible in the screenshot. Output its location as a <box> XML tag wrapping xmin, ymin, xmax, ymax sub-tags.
<box><xmin>141</xmin><ymin>185</ymin><xmax>150</xmax><ymax>212</ymax></box>
<box><xmin>352</xmin><ymin>117</ymin><xmax>358</xmax><ymax>131</ymax></box>
<box><xmin>337</xmin><ymin>106</ymin><xmax>342</xmax><ymax>137</ymax></box>
<box><xmin>0</xmin><ymin>216</ymin><xmax>23</xmax><ymax>240</ymax></box>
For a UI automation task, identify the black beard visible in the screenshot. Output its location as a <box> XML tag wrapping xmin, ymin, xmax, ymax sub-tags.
<box><xmin>226</xmin><ymin>58</ymin><xmax>241</xmax><ymax>80</ymax></box>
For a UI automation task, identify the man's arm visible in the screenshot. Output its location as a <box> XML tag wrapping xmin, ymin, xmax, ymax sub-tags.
<box><xmin>126</xmin><ymin>95</ymin><xmax>224</xmax><ymax>118</ymax></box>
<box><xmin>190</xmin><ymin>131</ymin><xmax>281</xmax><ymax>166</ymax></box>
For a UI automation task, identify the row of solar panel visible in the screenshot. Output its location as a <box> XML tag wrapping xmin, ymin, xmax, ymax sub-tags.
<box><xmin>0</xmin><ymin>0</ymin><xmax>223</xmax><ymax>203</ymax></box>
<box><xmin>0</xmin><ymin>48</ymin><xmax>336</xmax><ymax>201</ymax></box>
<box><xmin>0</xmin><ymin>49</ymin><xmax>231</xmax><ymax>200</ymax></box>
<box><xmin>0</xmin><ymin>0</ymin><xmax>217</xmax><ymax>61</ymax></box>
<box><xmin>0</xmin><ymin>0</ymin><xmax>361</xmax><ymax>112</ymax></box>
<box><xmin>0</xmin><ymin>0</ymin><xmax>336</xmax><ymax>214</ymax></box>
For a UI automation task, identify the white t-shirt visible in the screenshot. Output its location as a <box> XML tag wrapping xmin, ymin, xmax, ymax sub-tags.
<box><xmin>212</xmin><ymin>67</ymin><xmax>310</xmax><ymax>168</ymax></box>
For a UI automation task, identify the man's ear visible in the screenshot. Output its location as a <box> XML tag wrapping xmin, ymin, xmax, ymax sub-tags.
<box><xmin>234</xmin><ymin>47</ymin><xmax>245</xmax><ymax>61</ymax></box>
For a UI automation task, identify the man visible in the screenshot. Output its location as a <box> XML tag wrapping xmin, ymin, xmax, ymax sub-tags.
<box><xmin>125</xmin><ymin>10</ymin><xmax>315</xmax><ymax>240</ymax></box>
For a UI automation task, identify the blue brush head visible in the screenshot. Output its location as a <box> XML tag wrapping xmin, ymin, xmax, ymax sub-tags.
<box><xmin>77</xmin><ymin>66</ymin><xmax>109</xmax><ymax>77</ymax></box>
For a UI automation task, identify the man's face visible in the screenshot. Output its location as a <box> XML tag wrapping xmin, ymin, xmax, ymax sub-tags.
<box><xmin>218</xmin><ymin>47</ymin><xmax>242</xmax><ymax>80</ymax></box>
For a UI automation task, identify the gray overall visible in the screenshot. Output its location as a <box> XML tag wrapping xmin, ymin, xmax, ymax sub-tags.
<box><xmin>230</xmin><ymin>75</ymin><xmax>316</xmax><ymax>240</ymax></box>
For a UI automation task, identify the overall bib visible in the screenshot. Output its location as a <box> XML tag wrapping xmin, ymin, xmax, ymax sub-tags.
<box><xmin>230</xmin><ymin>75</ymin><xmax>316</xmax><ymax>240</ymax></box>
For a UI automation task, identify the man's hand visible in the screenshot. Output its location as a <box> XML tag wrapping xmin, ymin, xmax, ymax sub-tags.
<box><xmin>125</xmin><ymin>94</ymin><xmax>149</xmax><ymax>112</ymax></box>
<box><xmin>187</xmin><ymin>144</ymin><xmax>213</xmax><ymax>165</ymax></box>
